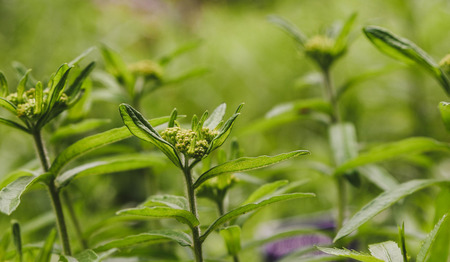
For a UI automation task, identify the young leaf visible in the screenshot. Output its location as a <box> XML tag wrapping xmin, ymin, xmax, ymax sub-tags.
<box><xmin>240</xmin><ymin>180</ymin><xmax>289</xmax><ymax>206</ymax></box>
<box><xmin>207</xmin><ymin>104</ymin><xmax>244</xmax><ymax>154</ymax></box>
<box><xmin>142</xmin><ymin>195</ymin><xmax>188</xmax><ymax>211</ymax></box>
<box><xmin>194</xmin><ymin>150</ymin><xmax>309</xmax><ymax>189</ymax></box>
<box><xmin>45</xmin><ymin>65</ymin><xmax>71</xmax><ymax>111</ymax></box>
<box><xmin>398</xmin><ymin>223</ymin><xmax>408</xmax><ymax>262</ymax></box>
<box><xmin>220</xmin><ymin>225</ymin><xmax>241</xmax><ymax>256</ymax></box>
<box><xmin>363</xmin><ymin>26</ymin><xmax>450</xmax><ymax>95</ymax></box>
<box><xmin>439</xmin><ymin>102</ymin><xmax>450</xmax><ymax>131</ymax></box>
<box><xmin>358</xmin><ymin>165</ymin><xmax>399</xmax><ymax>191</ymax></box>
<box><xmin>335</xmin><ymin>137</ymin><xmax>450</xmax><ymax>176</ymax></box>
<box><xmin>334</xmin><ymin>179</ymin><xmax>449</xmax><ymax>242</ymax></box>
<box><xmin>36</xmin><ymin>228</ymin><xmax>57</xmax><ymax>262</ymax></box>
<box><xmin>0</xmin><ymin>97</ymin><xmax>17</xmax><ymax>114</ymax></box>
<box><xmin>200</xmin><ymin>193</ymin><xmax>315</xmax><ymax>242</ymax></box>
<box><xmin>16</xmin><ymin>69</ymin><xmax>31</xmax><ymax>103</ymax></box>
<box><xmin>0</xmin><ymin>175</ymin><xmax>43</xmax><ymax>215</ymax></box>
<box><xmin>74</xmin><ymin>249</ymin><xmax>99</xmax><ymax>262</ymax></box>
<box><xmin>49</xmin><ymin>116</ymin><xmax>169</xmax><ymax>175</ymax></box>
<box><xmin>168</xmin><ymin>108</ymin><xmax>177</xmax><ymax>128</ymax></box>
<box><xmin>368</xmin><ymin>241</ymin><xmax>403</xmax><ymax>262</ymax></box>
<box><xmin>34</xmin><ymin>81</ymin><xmax>43</xmax><ymax>115</ymax></box>
<box><xmin>65</xmin><ymin>61</ymin><xmax>96</xmax><ymax>98</ymax></box>
<box><xmin>317</xmin><ymin>246</ymin><xmax>383</xmax><ymax>262</ymax></box>
<box><xmin>334</xmin><ymin>13</ymin><xmax>357</xmax><ymax>54</ymax></box>
<box><xmin>12</xmin><ymin>221</ymin><xmax>22</xmax><ymax>262</ymax></box>
<box><xmin>0</xmin><ymin>117</ymin><xmax>29</xmax><ymax>133</ymax></box>
<box><xmin>416</xmin><ymin>214</ymin><xmax>448</xmax><ymax>262</ymax></box>
<box><xmin>117</xmin><ymin>206</ymin><xmax>199</xmax><ymax>229</ymax></box>
<box><xmin>94</xmin><ymin>230</ymin><xmax>192</xmax><ymax>252</ymax></box>
<box><xmin>119</xmin><ymin>103</ymin><xmax>182</xmax><ymax>168</ymax></box>
<box><xmin>55</xmin><ymin>154</ymin><xmax>165</xmax><ymax>188</ymax></box>
<box><xmin>50</xmin><ymin>118</ymin><xmax>111</xmax><ymax>143</ymax></box>
<box><xmin>0</xmin><ymin>71</ymin><xmax>7</xmax><ymax>96</ymax></box>
<box><xmin>69</xmin><ymin>47</ymin><xmax>95</xmax><ymax>67</ymax></box>
<box><xmin>204</xmin><ymin>103</ymin><xmax>226</xmax><ymax>130</ymax></box>
<box><xmin>100</xmin><ymin>45</ymin><xmax>134</xmax><ymax>94</ymax></box>
<box><xmin>267</xmin><ymin>15</ymin><xmax>308</xmax><ymax>46</ymax></box>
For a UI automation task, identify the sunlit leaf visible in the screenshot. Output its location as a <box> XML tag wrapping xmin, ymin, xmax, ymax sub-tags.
<box><xmin>119</xmin><ymin>104</ymin><xmax>182</xmax><ymax>168</ymax></box>
<box><xmin>334</xmin><ymin>179</ymin><xmax>449</xmax><ymax>242</ymax></box>
<box><xmin>117</xmin><ymin>206</ymin><xmax>199</xmax><ymax>229</ymax></box>
<box><xmin>194</xmin><ymin>150</ymin><xmax>309</xmax><ymax>189</ymax></box>
<box><xmin>317</xmin><ymin>246</ymin><xmax>382</xmax><ymax>262</ymax></box>
<box><xmin>94</xmin><ymin>230</ymin><xmax>192</xmax><ymax>252</ymax></box>
<box><xmin>142</xmin><ymin>195</ymin><xmax>188</xmax><ymax>211</ymax></box>
<box><xmin>335</xmin><ymin>137</ymin><xmax>450</xmax><ymax>176</ymax></box>
<box><xmin>0</xmin><ymin>175</ymin><xmax>43</xmax><ymax>215</ymax></box>
<box><xmin>358</xmin><ymin>165</ymin><xmax>399</xmax><ymax>191</ymax></box>
<box><xmin>268</xmin><ymin>15</ymin><xmax>308</xmax><ymax>46</ymax></box>
<box><xmin>368</xmin><ymin>241</ymin><xmax>403</xmax><ymax>262</ymax></box>
<box><xmin>200</xmin><ymin>193</ymin><xmax>315</xmax><ymax>242</ymax></box>
<box><xmin>417</xmin><ymin>214</ymin><xmax>448</xmax><ymax>262</ymax></box>
<box><xmin>204</xmin><ymin>103</ymin><xmax>226</xmax><ymax>130</ymax></box>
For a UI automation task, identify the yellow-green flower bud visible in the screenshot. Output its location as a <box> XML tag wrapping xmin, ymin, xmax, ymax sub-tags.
<box><xmin>6</xmin><ymin>93</ymin><xmax>19</xmax><ymax>105</ymax></box>
<box><xmin>304</xmin><ymin>35</ymin><xmax>341</xmax><ymax>70</ymax></box>
<box><xmin>128</xmin><ymin>60</ymin><xmax>164</xmax><ymax>80</ymax></box>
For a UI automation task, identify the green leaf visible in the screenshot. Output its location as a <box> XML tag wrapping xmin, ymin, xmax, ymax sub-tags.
<box><xmin>0</xmin><ymin>175</ymin><xmax>43</xmax><ymax>215</ymax></box>
<box><xmin>240</xmin><ymin>180</ymin><xmax>289</xmax><ymax>206</ymax></box>
<box><xmin>49</xmin><ymin>116</ymin><xmax>169</xmax><ymax>176</ymax></box>
<box><xmin>335</xmin><ymin>137</ymin><xmax>450</xmax><ymax>176</ymax></box>
<box><xmin>267</xmin><ymin>15</ymin><xmax>308</xmax><ymax>46</ymax></box>
<box><xmin>439</xmin><ymin>102</ymin><xmax>450</xmax><ymax>132</ymax></box>
<box><xmin>398</xmin><ymin>223</ymin><xmax>408</xmax><ymax>262</ymax></box>
<box><xmin>358</xmin><ymin>165</ymin><xmax>399</xmax><ymax>191</ymax></box>
<box><xmin>158</xmin><ymin>40</ymin><xmax>201</xmax><ymax>65</ymax></box>
<box><xmin>0</xmin><ymin>97</ymin><xmax>16</xmax><ymax>114</ymax></box>
<box><xmin>0</xmin><ymin>71</ymin><xmax>7</xmax><ymax>96</ymax></box>
<box><xmin>12</xmin><ymin>62</ymin><xmax>36</xmax><ymax>89</ymax></box>
<box><xmin>334</xmin><ymin>13</ymin><xmax>357</xmax><ymax>54</ymax></box>
<box><xmin>204</xmin><ymin>103</ymin><xmax>226</xmax><ymax>130</ymax></box>
<box><xmin>329</xmin><ymin>123</ymin><xmax>358</xmax><ymax>166</ymax></box>
<box><xmin>55</xmin><ymin>154</ymin><xmax>165</xmax><ymax>188</ymax></box>
<box><xmin>265</xmin><ymin>99</ymin><xmax>333</xmax><ymax>118</ymax></box>
<box><xmin>0</xmin><ymin>231</ymin><xmax>11</xmax><ymax>261</ymax></box>
<box><xmin>334</xmin><ymin>179</ymin><xmax>449</xmax><ymax>242</ymax></box>
<box><xmin>317</xmin><ymin>246</ymin><xmax>383</xmax><ymax>262</ymax></box>
<box><xmin>194</xmin><ymin>150</ymin><xmax>309</xmax><ymax>189</ymax></box>
<box><xmin>94</xmin><ymin>230</ymin><xmax>192</xmax><ymax>252</ymax></box>
<box><xmin>368</xmin><ymin>241</ymin><xmax>403</xmax><ymax>262</ymax></box>
<box><xmin>36</xmin><ymin>228</ymin><xmax>57</xmax><ymax>262</ymax></box>
<box><xmin>35</xmin><ymin>82</ymin><xmax>43</xmax><ymax>115</ymax></box>
<box><xmin>207</xmin><ymin>104</ymin><xmax>243</xmax><ymax>154</ymax></box>
<box><xmin>200</xmin><ymin>193</ymin><xmax>315</xmax><ymax>242</ymax></box>
<box><xmin>428</xmin><ymin>186</ymin><xmax>450</xmax><ymax>262</ymax></box>
<box><xmin>58</xmin><ymin>255</ymin><xmax>78</xmax><ymax>262</ymax></box>
<box><xmin>16</xmin><ymin>69</ymin><xmax>31</xmax><ymax>103</ymax></box>
<box><xmin>417</xmin><ymin>214</ymin><xmax>448</xmax><ymax>262</ymax></box>
<box><xmin>0</xmin><ymin>117</ymin><xmax>29</xmax><ymax>133</ymax></box>
<box><xmin>162</xmin><ymin>68</ymin><xmax>209</xmax><ymax>86</ymax></box>
<box><xmin>12</xmin><ymin>221</ymin><xmax>22</xmax><ymax>262</ymax></box>
<box><xmin>142</xmin><ymin>195</ymin><xmax>188</xmax><ymax>210</ymax></box>
<box><xmin>74</xmin><ymin>249</ymin><xmax>98</xmax><ymax>262</ymax></box>
<box><xmin>45</xmin><ymin>64</ymin><xmax>71</xmax><ymax>111</ymax></box>
<box><xmin>69</xmin><ymin>47</ymin><xmax>95</xmax><ymax>67</ymax></box>
<box><xmin>65</xmin><ymin>62</ymin><xmax>96</xmax><ymax>99</ymax></box>
<box><xmin>363</xmin><ymin>26</ymin><xmax>450</xmax><ymax>95</ymax></box>
<box><xmin>50</xmin><ymin>119</ymin><xmax>111</xmax><ymax>142</ymax></box>
<box><xmin>117</xmin><ymin>206</ymin><xmax>199</xmax><ymax>229</ymax></box>
<box><xmin>119</xmin><ymin>104</ymin><xmax>181</xmax><ymax>168</ymax></box>
<box><xmin>100</xmin><ymin>45</ymin><xmax>134</xmax><ymax>94</ymax></box>
<box><xmin>220</xmin><ymin>226</ymin><xmax>241</xmax><ymax>256</ymax></box>
<box><xmin>168</xmin><ymin>108</ymin><xmax>177</xmax><ymax>128</ymax></box>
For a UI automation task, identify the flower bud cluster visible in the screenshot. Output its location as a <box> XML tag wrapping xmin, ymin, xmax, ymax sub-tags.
<box><xmin>6</xmin><ymin>88</ymin><xmax>68</xmax><ymax>118</ymax></box>
<box><xmin>128</xmin><ymin>60</ymin><xmax>164</xmax><ymax>80</ymax></box>
<box><xmin>161</xmin><ymin>126</ymin><xmax>219</xmax><ymax>159</ymax></box>
<box><xmin>304</xmin><ymin>35</ymin><xmax>342</xmax><ymax>70</ymax></box>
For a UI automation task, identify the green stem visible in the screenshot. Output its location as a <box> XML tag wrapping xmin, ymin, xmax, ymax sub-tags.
<box><xmin>323</xmin><ymin>68</ymin><xmax>340</xmax><ymax>123</ymax></box>
<box><xmin>183</xmin><ymin>158</ymin><xmax>203</xmax><ymax>262</ymax></box>
<box><xmin>63</xmin><ymin>191</ymin><xmax>88</xmax><ymax>249</ymax></box>
<box><xmin>32</xmin><ymin>130</ymin><xmax>72</xmax><ymax>255</ymax></box>
<box><xmin>336</xmin><ymin>177</ymin><xmax>346</xmax><ymax>231</ymax></box>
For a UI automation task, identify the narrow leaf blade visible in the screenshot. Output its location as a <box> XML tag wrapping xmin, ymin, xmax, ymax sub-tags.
<box><xmin>417</xmin><ymin>214</ymin><xmax>448</xmax><ymax>262</ymax></box>
<box><xmin>36</xmin><ymin>228</ymin><xmax>57</xmax><ymax>262</ymax></box>
<box><xmin>317</xmin><ymin>246</ymin><xmax>383</xmax><ymax>262</ymax></box>
<box><xmin>204</xmin><ymin>103</ymin><xmax>226</xmax><ymax>130</ymax></box>
<box><xmin>117</xmin><ymin>206</ymin><xmax>199</xmax><ymax>228</ymax></box>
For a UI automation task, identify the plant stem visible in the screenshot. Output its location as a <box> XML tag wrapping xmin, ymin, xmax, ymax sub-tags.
<box><xmin>32</xmin><ymin>130</ymin><xmax>72</xmax><ymax>255</ymax></box>
<box><xmin>336</xmin><ymin>177</ymin><xmax>346</xmax><ymax>231</ymax></box>
<box><xmin>323</xmin><ymin>68</ymin><xmax>340</xmax><ymax>124</ymax></box>
<box><xmin>183</xmin><ymin>158</ymin><xmax>203</xmax><ymax>262</ymax></box>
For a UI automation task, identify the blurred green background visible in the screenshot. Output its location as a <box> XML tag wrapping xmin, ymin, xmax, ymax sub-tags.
<box><xmin>1</xmin><ymin>0</ymin><xmax>450</xmax><ymax>260</ymax></box>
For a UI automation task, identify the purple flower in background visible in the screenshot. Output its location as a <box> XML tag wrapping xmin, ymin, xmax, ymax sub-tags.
<box><xmin>264</xmin><ymin>234</ymin><xmax>333</xmax><ymax>261</ymax></box>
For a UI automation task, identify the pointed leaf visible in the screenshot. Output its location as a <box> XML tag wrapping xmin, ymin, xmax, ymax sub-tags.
<box><xmin>49</xmin><ymin>116</ymin><xmax>169</xmax><ymax>176</ymax></box>
<box><xmin>65</xmin><ymin>62</ymin><xmax>96</xmax><ymax>98</ymax></box>
<box><xmin>16</xmin><ymin>69</ymin><xmax>31</xmax><ymax>103</ymax></box>
<box><xmin>268</xmin><ymin>15</ymin><xmax>308</xmax><ymax>46</ymax></box>
<box><xmin>0</xmin><ymin>117</ymin><xmax>29</xmax><ymax>133</ymax></box>
<box><xmin>398</xmin><ymin>223</ymin><xmax>408</xmax><ymax>262</ymax></box>
<box><xmin>74</xmin><ymin>249</ymin><xmax>98</xmax><ymax>262</ymax></box>
<box><xmin>158</xmin><ymin>40</ymin><xmax>201</xmax><ymax>65</ymax></box>
<box><xmin>117</xmin><ymin>206</ymin><xmax>199</xmax><ymax>229</ymax></box>
<box><xmin>200</xmin><ymin>193</ymin><xmax>315</xmax><ymax>242</ymax></box>
<box><xmin>100</xmin><ymin>45</ymin><xmax>134</xmax><ymax>93</ymax></box>
<box><xmin>36</xmin><ymin>228</ymin><xmax>57</xmax><ymax>262</ymax></box>
<box><xmin>194</xmin><ymin>150</ymin><xmax>309</xmax><ymax>189</ymax></box>
<box><xmin>142</xmin><ymin>195</ymin><xmax>188</xmax><ymax>210</ymax></box>
<box><xmin>119</xmin><ymin>103</ymin><xmax>181</xmax><ymax>168</ymax></box>
<box><xmin>35</xmin><ymin>82</ymin><xmax>43</xmax><ymax>115</ymax></box>
<box><xmin>265</xmin><ymin>99</ymin><xmax>332</xmax><ymax>118</ymax></box>
<box><xmin>369</xmin><ymin>241</ymin><xmax>403</xmax><ymax>262</ymax></box>
<box><xmin>45</xmin><ymin>65</ymin><xmax>71</xmax><ymax>111</ymax></box>
<box><xmin>0</xmin><ymin>71</ymin><xmax>7</xmax><ymax>96</ymax></box>
<box><xmin>12</xmin><ymin>221</ymin><xmax>22</xmax><ymax>262</ymax></box>
<box><xmin>55</xmin><ymin>154</ymin><xmax>165</xmax><ymax>188</ymax></box>
<box><xmin>69</xmin><ymin>47</ymin><xmax>95</xmax><ymax>67</ymax></box>
<box><xmin>358</xmin><ymin>165</ymin><xmax>399</xmax><ymax>191</ymax></box>
<box><xmin>334</xmin><ymin>13</ymin><xmax>357</xmax><ymax>53</ymax></box>
<box><xmin>0</xmin><ymin>175</ymin><xmax>43</xmax><ymax>215</ymax></box>
<box><xmin>240</xmin><ymin>180</ymin><xmax>289</xmax><ymax>206</ymax></box>
<box><xmin>334</xmin><ymin>179</ymin><xmax>449</xmax><ymax>242</ymax></box>
<box><xmin>204</xmin><ymin>103</ymin><xmax>226</xmax><ymax>130</ymax></box>
<box><xmin>94</xmin><ymin>230</ymin><xmax>192</xmax><ymax>252</ymax></box>
<box><xmin>335</xmin><ymin>137</ymin><xmax>450</xmax><ymax>176</ymax></box>
<box><xmin>0</xmin><ymin>97</ymin><xmax>17</xmax><ymax>114</ymax></box>
<box><xmin>363</xmin><ymin>26</ymin><xmax>450</xmax><ymax>95</ymax></box>
<box><xmin>207</xmin><ymin>104</ymin><xmax>244</xmax><ymax>154</ymax></box>
<box><xmin>439</xmin><ymin>102</ymin><xmax>450</xmax><ymax>132</ymax></box>
<box><xmin>50</xmin><ymin>118</ymin><xmax>111</xmax><ymax>142</ymax></box>
<box><xmin>317</xmin><ymin>246</ymin><xmax>383</xmax><ymax>262</ymax></box>
<box><xmin>428</xmin><ymin>186</ymin><xmax>450</xmax><ymax>262</ymax></box>
<box><xmin>168</xmin><ymin>108</ymin><xmax>177</xmax><ymax>128</ymax></box>
<box><xmin>417</xmin><ymin>214</ymin><xmax>448</xmax><ymax>262</ymax></box>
